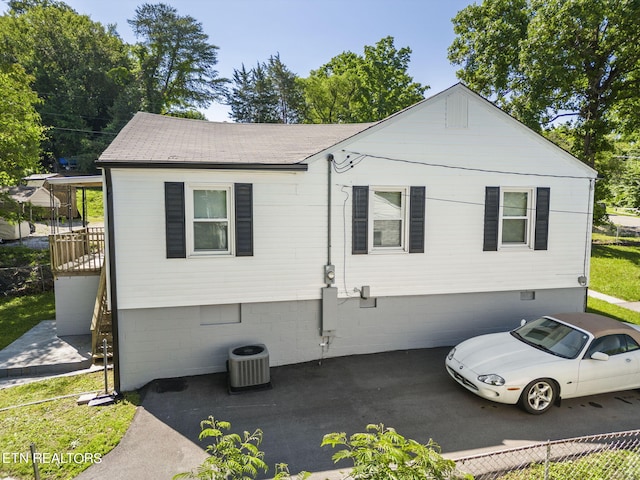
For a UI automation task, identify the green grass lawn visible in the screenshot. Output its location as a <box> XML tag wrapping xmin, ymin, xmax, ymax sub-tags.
<box><xmin>0</xmin><ymin>292</ymin><xmax>55</xmax><ymax>350</ymax></box>
<box><xmin>0</xmin><ymin>245</ymin><xmax>50</xmax><ymax>267</ymax></box>
<box><xmin>587</xmin><ymin>297</ymin><xmax>640</xmax><ymax>325</ymax></box>
<box><xmin>0</xmin><ymin>371</ymin><xmax>139</xmax><ymax>480</ymax></box>
<box><xmin>80</xmin><ymin>188</ymin><xmax>104</xmax><ymax>224</ymax></box>
<box><xmin>590</xmin><ymin>244</ymin><xmax>640</xmax><ymax>302</ymax></box>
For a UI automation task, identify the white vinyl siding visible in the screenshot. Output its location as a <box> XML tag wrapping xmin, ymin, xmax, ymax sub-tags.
<box><xmin>110</xmin><ymin>86</ymin><xmax>595</xmax><ymax>311</ymax></box>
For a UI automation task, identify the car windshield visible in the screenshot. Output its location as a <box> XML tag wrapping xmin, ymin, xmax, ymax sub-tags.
<box><xmin>511</xmin><ymin>317</ymin><xmax>589</xmax><ymax>359</ymax></box>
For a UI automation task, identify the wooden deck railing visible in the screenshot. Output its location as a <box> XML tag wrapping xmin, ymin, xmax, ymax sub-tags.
<box><xmin>49</xmin><ymin>227</ymin><xmax>105</xmax><ymax>276</ymax></box>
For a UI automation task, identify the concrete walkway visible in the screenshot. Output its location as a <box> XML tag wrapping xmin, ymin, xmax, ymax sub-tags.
<box><xmin>0</xmin><ymin>320</ymin><xmax>95</xmax><ymax>388</ymax></box>
<box><xmin>588</xmin><ymin>290</ymin><xmax>640</xmax><ymax>313</ymax></box>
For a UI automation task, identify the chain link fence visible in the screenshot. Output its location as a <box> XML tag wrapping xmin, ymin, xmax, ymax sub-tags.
<box><xmin>453</xmin><ymin>430</ymin><xmax>640</xmax><ymax>480</ymax></box>
<box><xmin>0</xmin><ymin>264</ymin><xmax>53</xmax><ymax>297</ymax></box>
<box><xmin>597</xmin><ymin>223</ymin><xmax>640</xmax><ymax>242</ymax></box>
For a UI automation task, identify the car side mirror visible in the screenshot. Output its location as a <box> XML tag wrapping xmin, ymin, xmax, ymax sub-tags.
<box><xmin>591</xmin><ymin>351</ymin><xmax>609</xmax><ymax>361</ymax></box>
<box><xmin>520</xmin><ymin>319</ymin><xmax>527</xmax><ymax>327</ymax></box>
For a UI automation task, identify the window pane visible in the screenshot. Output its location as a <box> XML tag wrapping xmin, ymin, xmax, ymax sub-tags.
<box><xmin>374</xmin><ymin>220</ymin><xmax>401</xmax><ymax>247</ymax></box>
<box><xmin>503</xmin><ymin>191</ymin><xmax>528</xmax><ymax>217</ymax></box>
<box><xmin>194</xmin><ymin>190</ymin><xmax>227</xmax><ymax>219</ymax></box>
<box><xmin>373</xmin><ymin>191</ymin><xmax>402</xmax><ymax>219</ymax></box>
<box><xmin>502</xmin><ymin>218</ymin><xmax>526</xmax><ymax>243</ymax></box>
<box><xmin>194</xmin><ymin>222</ymin><xmax>228</xmax><ymax>250</ymax></box>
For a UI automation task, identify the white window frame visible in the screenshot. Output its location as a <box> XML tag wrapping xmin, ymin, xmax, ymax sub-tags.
<box><xmin>186</xmin><ymin>184</ymin><xmax>234</xmax><ymax>256</ymax></box>
<box><xmin>369</xmin><ymin>186</ymin><xmax>409</xmax><ymax>253</ymax></box>
<box><xmin>499</xmin><ymin>187</ymin><xmax>534</xmax><ymax>249</ymax></box>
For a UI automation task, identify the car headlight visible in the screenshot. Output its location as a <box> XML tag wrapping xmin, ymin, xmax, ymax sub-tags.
<box><xmin>447</xmin><ymin>348</ymin><xmax>456</xmax><ymax>361</ymax></box>
<box><xmin>478</xmin><ymin>374</ymin><xmax>505</xmax><ymax>386</ymax></box>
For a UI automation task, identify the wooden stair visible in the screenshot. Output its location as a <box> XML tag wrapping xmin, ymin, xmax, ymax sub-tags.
<box><xmin>91</xmin><ymin>267</ymin><xmax>113</xmax><ymax>363</ymax></box>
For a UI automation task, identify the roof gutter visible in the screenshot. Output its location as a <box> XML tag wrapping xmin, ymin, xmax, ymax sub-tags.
<box><xmin>95</xmin><ymin>161</ymin><xmax>308</xmax><ymax>171</ymax></box>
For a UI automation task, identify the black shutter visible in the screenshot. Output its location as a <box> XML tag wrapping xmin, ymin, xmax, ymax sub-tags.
<box><xmin>483</xmin><ymin>186</ymin><xmax>500</xmax><ymax>251</ymax></box>
<box><xmin>235</xmin><ymin>183</ymin><xmax>253</xmax><ymax>256</ymax></box>
<box><xmin>534</xmin><ymin>187</ymin><xmax>550</xmax><ymax>251</ymax></box>
<box><xmin>352</xmin><ymin>186</ymin><xmax>369</xmax><ymax>254</ymax></box>
<box><xmin>165</xmin><ymin>182</ymin><xmax>186</xmax><ymax>258</ymax></box>
<box><xmin>409</xmin><ymin>186</ymin><xmax>425</xmax><ymax>253</ymax></box>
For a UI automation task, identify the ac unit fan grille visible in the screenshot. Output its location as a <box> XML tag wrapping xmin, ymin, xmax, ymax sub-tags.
<box><xmin>228</xmin><ymin>344</ymin><xmax>270</xmax><ymax>391</ymax></box>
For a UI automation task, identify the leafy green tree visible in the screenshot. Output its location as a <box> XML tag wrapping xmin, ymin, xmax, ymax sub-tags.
<box><xmin>322</xmin><ymin>423</ymin><xmax>468</xmax><ymax>480</ymax></box>
<box><xmin>0</xmin><ymin>63</ymin><xmax>45</xmax><ymax>220</ymax></box>
<box><xmin>609</xmin><ymin>132</ymin><xmax>640</xmax><ymax>209</ymax></box>
<box><xmin>1</xmin><ymin>0</ymin><xmax>132</xmax><ymax>170</ymax></box>
<box><xmin>357</xmin><ymin>36</ymin><xmax>428</xmax><ymax>121</ymax></box>
<box><xmin>128</xmin><ymin>3</ymin><xmax>227</xmax><ymax>115</ymax></box>
<box><xmin>301</xmin><ymin>37</ymin><xmax>427</xmax><ymax>124</ymax></box>
<box><xmin>449</xmin><ymin>0</ymin><xmax>640</xmax><ymax>168</ymax></box>
<box><xmin>301</xmin><ymin>52</ymin><xmax>362</xmax><ymax>123</ymax></box>
<box><xmin>0</xmin><ymin>63</ymin><xmax>45</xmax><ymax>186</ymax></box>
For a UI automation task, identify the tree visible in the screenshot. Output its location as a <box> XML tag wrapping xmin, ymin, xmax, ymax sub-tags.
<box><xmin>266</xmin><ymin>53</ymin><xmax>304</xmax><ymax>124</ymax></box>
<box><xmin>227</xmin><ymin>64</ymin><xmax>256</xmax><ymax>123</ymax></box>
<box><xmin>357</xmin><ymin>36</ymin><xmax>428</xmax><ymax>121</ymax></box>
<box><xmin>128</xmin><ymin>3</ymin><xmax>227</xmax><ymax>115</ymax></box>
<box><xmin>0</xmin><ymin>63</ymin><xmax>45</xmax><ymax>186</ymax></box>
<box><xmin>608</xmin><ymin>131</ymin><xmax>640</xmax><ymax>209</ymax></box>
<box><xmin>301</xmin><ymin>37</ymin><xmax>428</xmax><ymax>124</ymax></box>
<box><xmin>226</xmin><ymin>55</ymin><xmax>303</xmax><ymax>123</ymax></box>
<box><xmin>301</xmin><ymin>52</ymin><xmax>362</xmax><ymax>123</ymax></box>
<box><xmin>448</xmin><ymin>0</ymin><xmax>640</xmax><ymax>168</ymax></box>
<box><xmin>1</xmin><ymin>1</ymin><xmax>133</xmax><ymax>171</ymax></box>
<box><xmin>0</xmin><ymin>63</ymin><xmax>45</xmax><ymax>219</ymax></box>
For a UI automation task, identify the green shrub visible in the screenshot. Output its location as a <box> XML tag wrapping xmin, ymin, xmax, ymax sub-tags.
<box><xmin>322</xmin><ymin>423</ymin><xmax>470</xmax><ymax>480</ymax></box>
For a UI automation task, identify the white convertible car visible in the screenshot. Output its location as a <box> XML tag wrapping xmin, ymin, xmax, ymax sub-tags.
<box><xmin>445</xmin><ymin>312</ymin><xmax>640</xmax><ymax>414</ymax></box>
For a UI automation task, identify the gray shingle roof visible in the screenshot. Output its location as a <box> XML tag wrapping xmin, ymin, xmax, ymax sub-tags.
<box><xmin>98</xmin><ymin>112</ymin><xmax>374</xmax><ymax>166</ymax></box>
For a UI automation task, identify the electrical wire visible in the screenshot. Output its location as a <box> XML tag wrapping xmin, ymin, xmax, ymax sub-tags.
<box><xmin>340</xmin><ymin>149</ymin><xmax>595</xmax><ymax>180</ymax></box>
<box><xmin>333</xmin><ymin>182</ymin><xmax>595</xmax><ymax>217</ymax></box>
<box><xmin>50</xmin><ymin>126</ymin><xmax>118</xmax><ymax>136</ymax></box>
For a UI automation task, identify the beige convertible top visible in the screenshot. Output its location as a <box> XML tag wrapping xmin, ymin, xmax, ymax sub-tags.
<box><xmin>549</xmin><ymin>312</ymin><xmax>640</xmax><ymax>342</ymax></box>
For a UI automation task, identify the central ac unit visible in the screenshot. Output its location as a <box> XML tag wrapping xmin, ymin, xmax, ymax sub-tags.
<box><xmin>227</xmin><ymin>344</ymin><xmax>271</xmax><ymax>393</ymax></box>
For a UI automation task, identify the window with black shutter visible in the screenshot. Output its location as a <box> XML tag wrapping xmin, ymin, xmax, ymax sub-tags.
<box><xmin>483</xmin><ymin>187</ymin><xmax>500</xmax><ymax>251</ymax></box>
<box><xmin>165</xmin><ymin>182</ymin><xmax>253</xmax><ymax>258</ymax></box>
<box><xmin>235</xmin><ymin>183</ymin><xmax>253</xmax><ymax>256</ymax></box>
<box><xmin>534</xmin><ymin>187</ymin><xmax>550</xmax><ymax>251</ymax></box>
<box><xmin>165</xmin><ymin>182</ymin><xmax>186</xmax><ymax>258</ymax></box>
<box><xmin>352</xmin><ymin>185</ymin><xmax>425</xmax><ymax>254</ymax></box>
<box><xmin>483</xmin><ymin>186</ymin><xmax>550</xmax><ymax>251</ymax></box>
<box><xmin>352</xmin><ymin>186</ymin><xmax>369</xmax><ymax>254</ymax></box>
<box><xmin>409</xmin><ymin>186</ymin><xmax>425</xmax><ymax>253</ymax></box>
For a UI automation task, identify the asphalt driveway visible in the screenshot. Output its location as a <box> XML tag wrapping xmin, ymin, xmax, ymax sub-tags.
<box><xmin>78</xmin><ymin>347</ymin><xmax>640</xmax><ymax>479</ymax></box>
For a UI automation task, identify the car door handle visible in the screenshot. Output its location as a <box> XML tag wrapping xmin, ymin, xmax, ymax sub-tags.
<box><xmin>626</xmin><ymin>358</ymin><xmax>632</xmax><ymax>363</ymax></box>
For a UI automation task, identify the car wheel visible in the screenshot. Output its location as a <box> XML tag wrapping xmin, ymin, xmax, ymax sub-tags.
<box><xmin>519</xmin><ymin>378</ymin><xmax>557</xmax><ymax>414</ymax></box>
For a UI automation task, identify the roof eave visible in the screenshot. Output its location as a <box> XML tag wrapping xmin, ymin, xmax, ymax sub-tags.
<box><xmin>95</xmin><ymin>161</ymin><xmax>308</xmax><ymax>172</ymax></box>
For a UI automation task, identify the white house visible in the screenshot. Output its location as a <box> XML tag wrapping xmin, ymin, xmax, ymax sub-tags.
<box><xmin>96</xmin><ymin>84</ymin><xmax>598</xmax><ymax>392</ymax></box>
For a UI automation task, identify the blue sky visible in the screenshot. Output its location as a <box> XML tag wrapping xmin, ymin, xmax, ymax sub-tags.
<box><xmin>8</xmin><ymin>0</ymin><xmax>477</xmax><ymax>121</ymax></box>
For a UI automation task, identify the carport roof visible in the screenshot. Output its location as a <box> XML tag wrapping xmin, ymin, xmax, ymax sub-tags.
<box><xmin>97</xmin><ymin>112</ymin><xmax>374</xmax><ymax>168</ymax></box>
